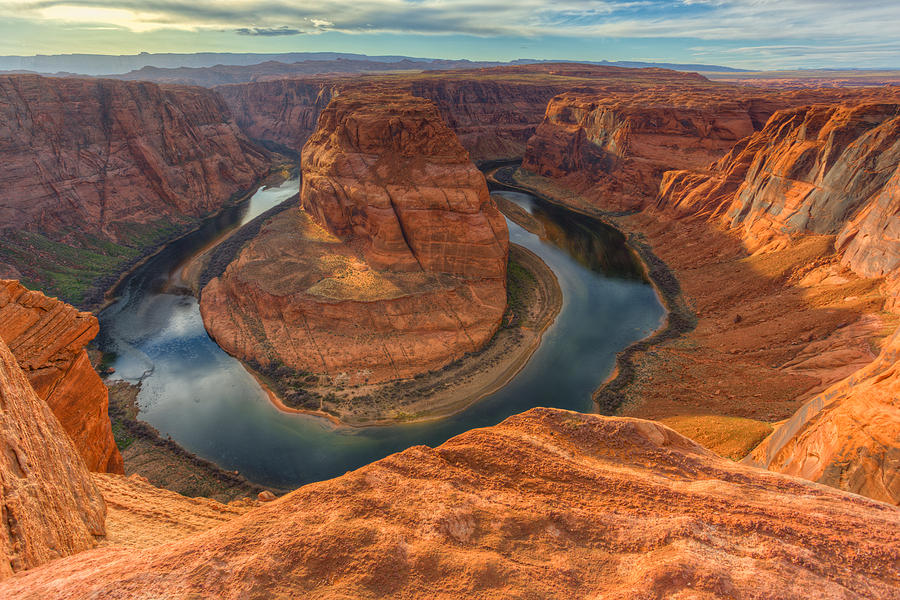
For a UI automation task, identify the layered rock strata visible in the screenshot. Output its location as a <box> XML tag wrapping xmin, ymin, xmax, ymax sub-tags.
<box><xmin>747</xmin><ymin>328</ymin><xmax>900</xmax><ymax>504</ymax></box>
<box><xmin>1</xmin><ymin>409</ymin><xmax>897</xmax><ymax>598</ymax></box>
<box><xmin>522</xmin><ymin>87</ymin><xmax>900</xmax><ymax>212</ymax></box>
<box><xmin>0</xmin><ymin>74</ymin><xmax>270</xmax><ymax>304</ymax></box>
<box><xmin>0</xmin><ymin>335</ymin><xmax>106</xmax><ymax>580</ymax></box>
<box><xmin>0</xmin><ymin>280</ymin><xmax>122</xmax><ymax>473</ymax></box>
<box><xmin>642</xmin><ymin>100</ymin><xmax>900</xmax><ymax>501</ymax></box>
<box><xmin>217</xmin><ymin>64</ymin><xmax>720</xmax><ymax>161</ymax></box>
<box><xmin>201</xmin><ymin>93</ymin><xmax>508</xmax><ymax>386</ymax></box>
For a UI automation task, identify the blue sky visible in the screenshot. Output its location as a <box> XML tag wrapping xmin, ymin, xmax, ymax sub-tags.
<box><xmin>2</xmin><ymin>1</ymin><xmax>898</xmax><ymax>70</ymax></box>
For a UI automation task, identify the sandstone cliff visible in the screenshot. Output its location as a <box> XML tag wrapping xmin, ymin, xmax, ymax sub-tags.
<box><xmin>0</xmin><ymin>335</ymin><xmax>106</xmax><ymax>580</ymax></box>
<box><xmin>649</xmin><ymin>100</ymin><xmax>900</xmax><ymax>502</ymax></box>
<box><xmin>0</xmin><ymin>280</ymin><xmax>123</xmax><ymax>473</ymax></box>
<box><xmin>217</xmin><ymin>64</ymin><xmax>718</xmax><ymax>162</ymax></box>
<box><xmin>201</xmin><ymin>93</ymin><xmax>508</xmax><ymax>391</ymax></box>
<box><xmin>0</xmin><ymin>74</ymin><xmax>270</xmax><ymax>304</ymax></box>
<box><xmin>1</xmin><ymin>408</ymin><xmax>897</xmax><ymax>598</ymax></box>
<box><xmin>747</xmin><ymin>327</ymin><xmax>900</xmax><ymax>504</ymax></box>
<box><xmin>523</xmin><ymin>87</ymin><xmax>900</xmax><ymax>213</ymax></box>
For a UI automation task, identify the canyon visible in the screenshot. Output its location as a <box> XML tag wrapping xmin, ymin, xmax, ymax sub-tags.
<box><xmin>200</xmin><ymin>92</ymin><xmax>512</xmax><ymax>422</ymax></box>
<box><xmin>2</xmin><ymin>63</ymin><xmax>900</xmax><ymax>596</ymax></box>
<box><xmin>513</xmin><ymin>85</ymin><xmax>900</xmax><ymax>504</ymax></box>
<box><xmin>216</xmin><ymin>64</ymin><xmax>726</xmax><ymax>162</ymax></box>
<box><xmin>0</xmin><ymin>74</ymin><xmax>270</xmax><ymax>305</ymax></box>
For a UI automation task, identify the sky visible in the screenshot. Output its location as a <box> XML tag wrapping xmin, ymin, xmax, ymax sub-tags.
<box><xmin>1</xmin><ymin>0</ymin><xmax>899</xmax><ymax>70</ymax></box>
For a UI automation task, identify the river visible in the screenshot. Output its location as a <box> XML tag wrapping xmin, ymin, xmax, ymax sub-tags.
<box><xmin>98</xmin><ymin>177</ymin><xmax>665</xmax><ymax>489</ymax></box>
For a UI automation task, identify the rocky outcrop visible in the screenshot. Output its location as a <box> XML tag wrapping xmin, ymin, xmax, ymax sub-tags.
<box><xmin>522</xmin><ymin>91</ymin><xmax>767</xmax><ymax>211</ymax></box>
<box><xmin>0</xmin><ymin>335</ymin><xmax>106</xmax><ymax>580</ymax></box>
<box><xmin>658</xmin><ymin>102</ymin><xmax>900</xmax><ymax>296</ymax></box>
<box><xmin>217</xmin><ymin>64</ymin><xmax>720</xmax><ymax>162</ymax></box>
<box><xmin>523</xmin><ymin>87</ymin><xmax>900</xmax><ymax>213</ymax></box>
<box><xmin>0</xmin><ymin>74</ymin><xmax>270</xmax><ymax>304</ymax></box>
<box><xmin>747</xmin><ymin>328</ymin><xmax>900</xmax><ymax>504</ymax></box>
<box><xmin>2</xmin><ymin>408</ymin><xmax>898</xmax><ymax>598</ymax></box>
<box><xmin>0</xmin><ymin>280</ymin><xmax>122</xmax><ymax>473</ymax></box>
<box><xmin>201</xmin><ymin>93</ymin><xmax>508</xmax><ymax>388</ymax></box>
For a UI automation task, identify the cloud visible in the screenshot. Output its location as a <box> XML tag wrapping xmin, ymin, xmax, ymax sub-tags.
<box><xmin>3</xmin><ymin>0</ymin><xmax>900</xmax><ymax>67</ymax></box>
<box><xmin>235</xmin><ymin>26</ymin><xmax>303</xmax><ymax>36</ymax></box>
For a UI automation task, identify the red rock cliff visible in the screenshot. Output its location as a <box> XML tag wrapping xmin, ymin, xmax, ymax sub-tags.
<box><xmin>654</xmin><ymin>101</ymin><xmax>900</xmax><ymax>502</ymax></box>
<box><xmin>201</xmin><ymin>93</ymin><xmax>508</xmax><ymax>387</ymax></box>
<box><xmin>658</xmin><ymin>102</ymin><xmax>900</xmax><ymax>293</ymax></box>
<box><xmin>0</xmin><ymin>335</ymin><xmax>106</xmax><ymax>580</ymax></box>
<box><xmin>0</xmin><ymin>74</ymin><xmax>270</xmax><ymax>303</ymax></box>
<box><xmin>523</xmin><ymin>86</ymin><xmax>900</xmax><ymax>213</ymax></box>
<box><xmin>0</xmin><ymin>280</ymin><xmax>123</xmax><ymax>473</ymax></box>
<box><xmin>1</xmin><ymin>408</ymin><xmax>897</xmax><ymax>598</ymax></box>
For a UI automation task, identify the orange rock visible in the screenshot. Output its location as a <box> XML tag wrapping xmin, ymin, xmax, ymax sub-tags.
<box><xmin>257</xmin><ymin>491</ymin><xmax>275</xmax><ymax>502</ymax></box>
<box><xmin>201</xmin><ymin>93</ymin><xmax>508</xmax><ymax>385</ymax></box>
<box><xmin>523</xmin><ymin>86</ymin><xmax>900</xmax><ymax>212</ymax></box>
<box><xmin>0</xmin><ymin>335</ymin><xmax>106</xmax><ymax>580</ymax></box>
<box><xmin>747</xmin><ymin>326</ymin><xmax>900</xmax><ymax>504</ymax></box>
<box><xmin>0</xmin><ymin>280</ymin><xmax>123</xmax><ymax>473</ymax></box>
<box><xmin>1</xmin><ymin>409</ymin><xmax>897</xmax><ymax>598</ymax></box>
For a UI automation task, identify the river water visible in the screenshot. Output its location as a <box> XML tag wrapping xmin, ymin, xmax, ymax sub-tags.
<box><xmin>98</xmin><ymin>178</ymin><xmax>665</xmax><ymax>489</ymax></box>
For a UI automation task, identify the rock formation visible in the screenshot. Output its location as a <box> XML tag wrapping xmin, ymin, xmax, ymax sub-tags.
<box><xmin>201</xmin><ymin>93</ymin><xmax>508</xmax><ymax>387</ymax></box>
<box><xmin>0</xmin><ymin>280</ymin><xmax>123</xmax><ymax>473</ymax></box>
<box><xmin>643</xmin><ymin>100</ymin><xmax>900</xmax><ymax>502</ymax></box>
<box><xmin>217</xmin><ymin>64</ymin><xmax>720</xmax><ymax>162</ymax></box>
<box><xmin>0</xmin><ymin>335</ymin><xmax>106</xmax><ymax>580</ymax></box>
<box><xmin>0</xmin><ymin>74</ymin><xmax>270</xmax><ymax>304</ymax></box>
<box><xmin>523</xmin><ymin>87</ymin><xmax>900</xmax><ymax>213</ymax></box>
<box><xmin>1</xmin><ymin>408</ymin><xmax>897</xmax><ymax>598</ymax></box>
<box><xmin>747</xmin><ymin>327</ymin><xmax>900</xmax><ymax>504</ymax></box>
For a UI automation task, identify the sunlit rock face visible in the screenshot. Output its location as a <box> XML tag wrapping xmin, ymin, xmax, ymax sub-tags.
<box><xmin>0</xmin><ymin>279</ymin><xmax>123</xmax><ymax>474</ymax></box>
<box><xmin>201</xmin><ymin>93</ymin><xmax>508</xmax><ymax>385</ymax></box>
<box><xmin>2</xmin><ymin>408</ymin><xmax>899</xmax><ymax>598</ymax></box>
<box><xmin>0</xmin><ymin>334</ymin><xmax>106</xmax><ymax>581</ymax></box>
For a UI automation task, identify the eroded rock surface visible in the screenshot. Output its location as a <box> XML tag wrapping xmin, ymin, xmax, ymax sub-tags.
<box><xmin>747</xmin><ymin>326</ymin><xmax>900</xmax><ymax>504</ymax></box>
<box><xmin>0</xmin><ymin>280</ymin><xmax>122</xmax><ymax>473</ymax></box>
<box><xmin>0</xmin><ymin>335</ymin><xmax>106</xmax><ymax>580</ymax></box>
<box><xmin>524</xmin><ymin>87</ymin><xmax>900</xmax><ymax>212</ymax></box>
<box><xmin>1</xmin><ymin>409</ymin><xmax>897</xmax><ymax>598</ymax></box>
<box><xmin>201</xmin><ymin>93</ymin><xmax>508</xmax><ymax>386</ymax></box>
<box><xmin>0</xmin><ymin>74</ymin><xmax>270</xmax><ymax>304</ymax></box>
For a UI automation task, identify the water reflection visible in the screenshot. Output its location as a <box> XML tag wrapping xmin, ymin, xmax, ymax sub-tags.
<box><xmin>98</xmin><ymin>182</ymin><xmax>665</xmax><ymax>489</ymax></box>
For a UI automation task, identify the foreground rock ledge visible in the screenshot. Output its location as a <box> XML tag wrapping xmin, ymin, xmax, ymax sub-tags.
<box><xmin>201</xmin><ymin>92</ymin><xmax>509</xmax><ymax>387</ymax></box>
<box><xmin>2</xmin><ymin>408</ymin><xmax>897</xmax><ymax>598</ymax></box>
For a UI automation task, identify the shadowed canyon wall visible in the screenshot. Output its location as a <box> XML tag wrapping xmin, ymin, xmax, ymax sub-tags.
<box><xmin>201</xmin><ymin>93</ymin><xmax>508</xmax><ymax>386</ymax></box>
<box><xmin>216</xmin><ymin>64</ymin><xmax>724</xmax><ymax>162</ymax></box>
<box><xmin>0</xmin><ymin>74</ymin><xmax>270</xmax><ymax>305</ymax></box>
<box><xmin>0</xmin><ymin>280</ymin><xmax>122</xmax><ymax>473</ymax></box>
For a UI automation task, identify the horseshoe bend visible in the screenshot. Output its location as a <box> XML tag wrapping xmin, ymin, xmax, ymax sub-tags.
<box><xmin>1</xmin><ymin>28</ymin><xmax>900</xmax><ymax>600</ymax></box>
